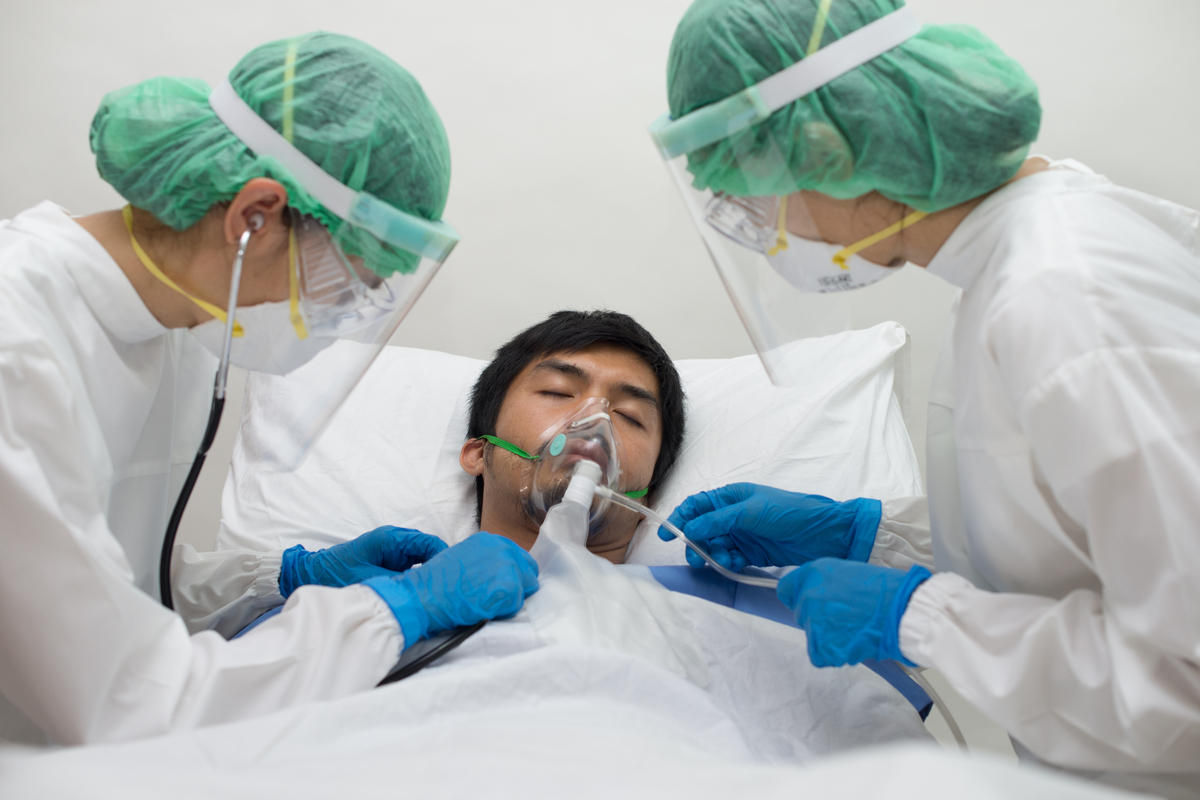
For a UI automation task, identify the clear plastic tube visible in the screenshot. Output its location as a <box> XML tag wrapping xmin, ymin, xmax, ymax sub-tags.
<box><xmin>594</xmin><ymin>484</ymin><xmax>780</xmax><ymax>590</ymax></box>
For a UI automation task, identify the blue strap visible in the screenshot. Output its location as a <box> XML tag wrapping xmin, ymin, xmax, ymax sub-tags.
<box><xmin>233</xmin><ymin>605</ymin><xmax>283</xmax><ymax>638</ymax></box>
<box><xmin>648</xmin><ymin>565</ymin><xmax>932</xmax><ymax>720</ymax></box>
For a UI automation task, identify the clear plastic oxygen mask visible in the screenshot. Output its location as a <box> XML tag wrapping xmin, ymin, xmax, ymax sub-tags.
<box><xmin>521</xmin><ymin>399</ymin><xmax>624</xmax><ymax>539</ymax></box>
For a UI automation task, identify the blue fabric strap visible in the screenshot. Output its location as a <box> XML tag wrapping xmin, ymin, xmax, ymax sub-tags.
<box><xmin>648</xmin><ymin>565</ymin><xmax>932</xmax><ymax>720</ymax></box>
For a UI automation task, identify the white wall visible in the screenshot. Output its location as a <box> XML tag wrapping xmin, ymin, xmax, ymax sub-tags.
<box><xmin>2</xmin><ymin>0</ymin><xmax>1197</xmax><ymax>551</ymax></box>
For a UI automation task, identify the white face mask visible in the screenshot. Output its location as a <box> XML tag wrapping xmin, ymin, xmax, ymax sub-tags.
<box><xmin>766</xmin><ymin>235</ymin><xmax>897</xmax><ymax>294</ymax></box>
<box><xmin>189</xmin><ymin>299</ymin><xmax>334</xmax><ymax>376</ymax></box>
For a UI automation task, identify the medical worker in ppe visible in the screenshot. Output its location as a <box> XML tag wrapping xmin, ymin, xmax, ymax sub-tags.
<box><xmin>0</xmin><ymin>32</ymin><xmax>537</xmax><ymax>747</ymax></box>
<box><xmin>652</xmin><ymin>1</ymin><xmax>1200</xmax><ymax>796</ymax></box>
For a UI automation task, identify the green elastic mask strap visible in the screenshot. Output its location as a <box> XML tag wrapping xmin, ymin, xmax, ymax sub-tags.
<box><xmin>478</xmin><ymin>435</ymin><xmax>650</xmax><ymax>499</ymax></box>
<box><xmin>478</xmin><ymin>435</ymin><xmax>536</xmax><ymax>461</ymax></box>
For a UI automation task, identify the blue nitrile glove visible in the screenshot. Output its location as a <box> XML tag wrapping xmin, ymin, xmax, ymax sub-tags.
<box><xmin>657</xmin><ymin>483</ymin><xmax>882</xmax><ymax>572</ymax></box>
<box><xmin>279</xmin><ymin>526</ymin><xmax>448</xmax><ymax>598</ymax></box>
<box><xmin>364</xmin><ymin>533</ymin><xmax>540</xmax><ymax>648</ymax></box>
<box><xmin>778</xmin><ymin>558</ymin><xmax>932</xmax><ymax>667</ymax></box>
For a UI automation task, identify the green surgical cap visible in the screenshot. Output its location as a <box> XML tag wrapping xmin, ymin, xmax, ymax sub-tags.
<box><xmin>667</xmin><ymin>0</ymin><xmax>1041</xmax><ymax>211</ymax></box>
<box><xmin>90</xmin><ymin>32</ymin><xmax>450</xmax><ymax>276</ymax></box>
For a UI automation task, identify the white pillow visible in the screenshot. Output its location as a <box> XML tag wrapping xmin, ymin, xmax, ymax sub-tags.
<box><xmin>218</xmin><ymin>322</ymin><xmax>921</xmax><ymax>563</ymax></box>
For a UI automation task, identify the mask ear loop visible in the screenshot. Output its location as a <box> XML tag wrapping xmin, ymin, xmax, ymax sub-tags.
<box><xmin>122</xmin><ymin>205</ymin><xmax>245</xmax><ymax>337</ymax></box>
<box><xmin>832</xmin><ymin>208</ymin><xmax>928</xmax><ymax>269</ymax></box>
<box><xmin>286</xmin><ymin>227</ymin><xmax>310</xmax><ymax>341</ymax></box>
<box><xmin>766</xmin><ymin>194</ymin><xmax>789</xmax><ymax>256</ymax></box>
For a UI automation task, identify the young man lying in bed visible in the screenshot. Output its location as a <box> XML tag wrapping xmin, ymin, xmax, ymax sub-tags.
<box><xmin>228</xmin><ymin>309</ymin><xmax>930</xmax><ymax>761</ymax></box>
<box><xmin>458</xmin><ymin>309</ymin><xmax>683</xmax><ymax>563</ymax></box>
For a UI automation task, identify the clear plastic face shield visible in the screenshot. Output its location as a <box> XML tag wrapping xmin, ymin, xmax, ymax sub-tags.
<box><xmin>648</xmin><ymin>8</ymin><xmax>921</xmax><ymax>386</ymax></box>
<box><xmin>207</xmin><ymin>79</ymin><xmax>459</xmax><ymax>470</ymax></box>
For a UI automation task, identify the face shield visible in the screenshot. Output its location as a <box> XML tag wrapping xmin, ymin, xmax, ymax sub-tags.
<box><xmin>208</xmin><ymin>79</ymin><xmax>459</xmax><ymax>470</ymax></box>
<box><xmin>649</xmin><ymin>8</ymin><xmax>921</xmax><ymax>386</ymax></box>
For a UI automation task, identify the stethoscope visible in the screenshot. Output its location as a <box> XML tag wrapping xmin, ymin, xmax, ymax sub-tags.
<box><xmin>157</xmin><ymin>213</ymin><xmax>261</xmax><ymax>609</ymax></box>
<box><xmin>153</xmin><ymin>218</ymin><xmax>484</xmax><ymax>686</ymax></box>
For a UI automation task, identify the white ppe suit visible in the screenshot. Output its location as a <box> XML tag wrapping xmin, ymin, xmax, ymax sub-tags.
<box><xmin>872</xmin><ymin>161</ymin><xmax>1200</xmax><ymax>799</ymax></box>
<box><xmin>0</xmin><ymin>202</ymin><xmax>403</xmax><ymax>746</ymax></box>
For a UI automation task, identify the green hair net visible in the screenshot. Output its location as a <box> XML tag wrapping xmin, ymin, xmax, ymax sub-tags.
<box><xmin>667</xmin><ymin>0</ymin><xmax>1041</xmax><ymax>212</ymax></box>
<box><xmin>90</xmin><ymin>32</ymin><xmax>450</xmax><ymax>276</ymax></box>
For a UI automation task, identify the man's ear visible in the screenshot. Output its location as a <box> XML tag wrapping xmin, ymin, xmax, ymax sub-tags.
<box><xmin>460</xmin><ymin>439</ymin><xmax>486</xmax><ymax>477</ymax></box>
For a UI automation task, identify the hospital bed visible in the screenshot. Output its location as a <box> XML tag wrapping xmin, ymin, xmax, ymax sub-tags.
<box><xmin>4</xmin><ymin>323</ymin><xmax>1145</xmax><ymax>799</ymax></box>
<box><xmin>221</xmin><ymin>321</ymin><xmax>949</xmax><ymax>716</ymax></box>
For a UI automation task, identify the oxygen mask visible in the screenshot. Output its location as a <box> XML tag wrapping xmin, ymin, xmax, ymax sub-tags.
<box><xmin>521</xmin><ymin>399</ymin><xmax>623</xmax><ymax>538</ymax></box>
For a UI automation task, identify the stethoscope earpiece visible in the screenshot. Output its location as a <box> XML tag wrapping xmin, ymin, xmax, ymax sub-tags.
<box><xmin>248</xmin><ymin>213</ymin><xmax>266</xmax><ymax>233</ymax></box>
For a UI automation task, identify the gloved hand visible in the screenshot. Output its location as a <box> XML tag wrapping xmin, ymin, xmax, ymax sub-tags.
<box><xmin>657</xmin><ymin>483</ymin><xmax>882</xmax><ymax>572</ymax></box>
<box><xmin>279</xmin><ymin>526</ymin><xmax>448</xmax><ymax>598</ymax></box>
<box><xmin>778</xmin><ymin>558</ymin><xmax>932</xmax><ymax>667</ymax></box>
<box><xmin>364</xmin><ymin>533</ymin><xmax>539</xmax><ymax>647</ymax></box>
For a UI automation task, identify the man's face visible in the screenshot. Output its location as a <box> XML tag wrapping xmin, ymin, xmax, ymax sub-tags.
<box><xmin>460</xmin><ymin>343</ymin><xmax>663</xmax><ymax>562</ymax></box>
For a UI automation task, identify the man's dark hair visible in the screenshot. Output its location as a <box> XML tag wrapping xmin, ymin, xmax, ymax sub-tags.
<box><xmin>467</xmin><ymin>310</ymin><xmax>686</xmax><ymax>518</ymax></box>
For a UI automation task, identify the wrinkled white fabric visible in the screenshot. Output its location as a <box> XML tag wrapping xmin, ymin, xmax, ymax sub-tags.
<box><xmin>528</xmin><ymin>492</ymin><xmax>710</xmax><ymax>687</ymax></box>
<box><xmin>895</xmin><ymin>159</ymin><xmax>1200</xmax><ymax>796</ymax></box>
<box><xmin>868</xmin><ymin>496</ymin><xmax>933</xmax><ymax>570</ymax></box>
<box><xmin>1</xmin><ymin>532</ymin><xmax>934</xmax><ymax>796</ymax></box>
<box><xmin>0</xmin><ymin>202</ymin><xmax>402</xmax><ymax>746</ymax></box>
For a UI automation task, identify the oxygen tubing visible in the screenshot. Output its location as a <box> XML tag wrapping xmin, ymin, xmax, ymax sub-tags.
<box><xmin>593</xmin><ymin>484</ymin><xmax>780</xmax><ymax>590</ymax></box>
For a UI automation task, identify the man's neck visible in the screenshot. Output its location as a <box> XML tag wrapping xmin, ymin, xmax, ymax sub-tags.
<box><xmin>479</xmin><ymin>498</ymin><xmax>637</xmax><ymax>564</ymax></box>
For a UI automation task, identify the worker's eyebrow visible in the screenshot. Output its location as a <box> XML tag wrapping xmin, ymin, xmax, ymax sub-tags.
<box><xmin>530</xmin><ymin>358</ymin><xmax>588</xmax><ymax>380</ymax></box>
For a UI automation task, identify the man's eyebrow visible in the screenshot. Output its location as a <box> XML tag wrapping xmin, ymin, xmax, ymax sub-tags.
<box><xmin>530</xmin><ymin>358</ymin><xmax>587</xmax><ymax>380</ymax></box>
<box><xmin>530</xmin><ymin>358</ymin><xmax>660</xmax><ymax>410</ymax></box>
<box><xmin>617</xmin><ymin>382</ymin><xmax>660</xmax><ymax>410</ymax></box>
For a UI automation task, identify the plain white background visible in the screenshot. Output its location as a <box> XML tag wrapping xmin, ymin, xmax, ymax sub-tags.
<box><xmin>2</xmin><ymin>0</ymin><xmax>1198</xmax><ymax>757</ymax></box>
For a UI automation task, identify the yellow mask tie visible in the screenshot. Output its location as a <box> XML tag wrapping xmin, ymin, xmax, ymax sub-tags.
<box><xmin>767</xmin><ymin>194</ymin><xmax>789</xmax><ymax>255</ymax></box>
<box><xmin>287</xmin><ymin>228</ymin><xmax>309</xmax><ymax>340</ymax></box>
<box><xmin>122</xmin><ymin>205</ymin><xmax>243</xmax><ymax>336</ymax></box>
<box><xmin>806</xmin><ymin>0</ymin><xmax>835</xmax><ymax>56</ymax></box>
<box><xmin>832</xmin><ymin>209</ymin><xmax>928</xmax><ymax>269</ymax></box>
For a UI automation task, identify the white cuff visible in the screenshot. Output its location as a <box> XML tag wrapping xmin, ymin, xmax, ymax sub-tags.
<box><xmin>898</xmin><ymin>571</ymin><xmax>977</xmax><ymax>666</ymax></box>
<box><xmin>868</xmin><ymin>496</ymin><xmax>934</xmax><ymax>570</ymax></box>
<box><xmin>254</xmin><ymin>549</ymin><xmax>285</xmax><ymax>604</ymax></box>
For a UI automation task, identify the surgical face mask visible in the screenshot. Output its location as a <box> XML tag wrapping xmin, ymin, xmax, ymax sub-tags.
<box><xmin>122</xmin><ymin>205</ymin><xmax>332</xmax><ymax>376</ymax></box>
<box><xmin>480</xmin><ymin>398</ymin><xmax>648</xmax><ymax>539</ymax></box>
<box><xmin>705</xmin><ymin>192</ymin><xmax>927</xmax><ymax>293</ymax></box>
<box><xmin>189</xmin><ymin>299</ymin><xmax>334</xmax><ymax>375</ymax></box>
<box><xmin>766</xmin><ymin>235</ymin><xmax>896</xmax><ymax>293</ymax></box>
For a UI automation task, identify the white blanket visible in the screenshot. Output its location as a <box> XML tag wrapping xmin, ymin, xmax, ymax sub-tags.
<box><xmin>0</xmin><ymin>609</ymin><xmax>1137</xmax><ymax>800</ymax></box>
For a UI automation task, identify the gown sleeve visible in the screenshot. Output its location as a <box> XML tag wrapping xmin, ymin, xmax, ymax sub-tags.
<box><xmin>868</xmin><ymin>496</ymin><xmax>934</xmax><ymax>570</ymax></box>
<box><xmin>170</xmin><ymin>544</ymin><xmax>286</xmax><ymax>638</ymax></box>
<box><xmin>899</xmin><ymin>346</ymin><xmax>1200</xmax><ymax>772</ymax></box>
<box><xmin>0</xmin><ymin>351</ymin><xmax>404</xmax><ymax>745</ymax></box>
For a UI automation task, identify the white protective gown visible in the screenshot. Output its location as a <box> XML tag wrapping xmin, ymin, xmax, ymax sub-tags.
<box><xmin>0</xmin><ymin>202</ymin><xmax>403</xmax><ymax>747</ymax></box>
<box><xmin>876</xmin><ymin>160</ymin><xmax>1200</xmax><ymax>798</ymax></box>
